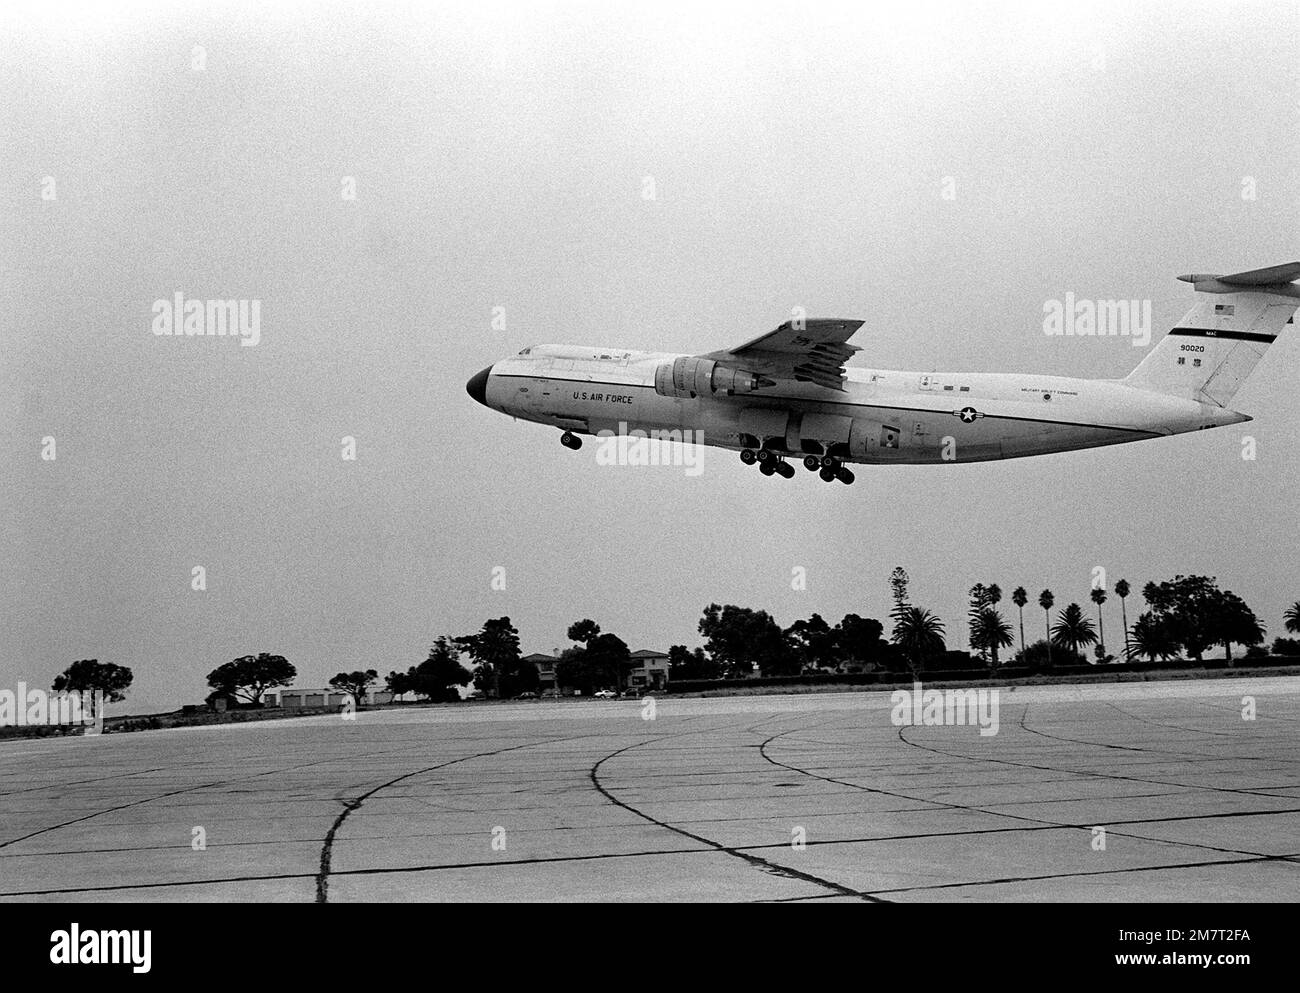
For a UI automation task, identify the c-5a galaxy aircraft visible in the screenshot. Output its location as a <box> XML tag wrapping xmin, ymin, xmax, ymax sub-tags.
<box><xmin>466</xmin><ymin>262</ymin><xmax>1298</xmax><ymax>484</ymax></box>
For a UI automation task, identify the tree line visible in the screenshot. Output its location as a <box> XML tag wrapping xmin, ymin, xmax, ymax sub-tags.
<box><xmin>33</xmin><ymin>582</ymin><xmax>1300</xmax><ymax>710</ymax></box>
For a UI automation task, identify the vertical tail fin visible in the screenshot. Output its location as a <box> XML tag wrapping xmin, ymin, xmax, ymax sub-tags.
<box><xmin>1124</xmin><ymin>263</ymin><xmax>1300</xmax><ymax>406</ymax></box>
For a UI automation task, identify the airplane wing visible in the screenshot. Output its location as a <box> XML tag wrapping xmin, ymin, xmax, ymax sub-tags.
<box><xmin>701</xmin><ymin>318</ymin><xmax>865</xmax><ymax>391</ymax></box>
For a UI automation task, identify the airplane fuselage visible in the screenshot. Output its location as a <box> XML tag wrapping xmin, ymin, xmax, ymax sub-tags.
<box><xmin>471</xmin><ymin>344</ymin><xmax>1249</xmax><ymax>465</ymax></box>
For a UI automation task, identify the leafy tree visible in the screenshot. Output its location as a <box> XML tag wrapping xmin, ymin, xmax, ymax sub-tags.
<box><xmin>1011</xmin><ymin>587</ymin><xmax>1028</xmax><ymax>654</ymax></box>
<box><xmin>456</xmin><ymin>617</ymin><xmax>523</xmax><ymax>698</ymax></box>
<box><xmin>1038</xmin><ymin>590</ymin><xmax>1055</xmax><ymax>667</ymax></box>
<box><xmin>1143</xmin><ymin>576</ymin><xmax>1258</xmax><ymax>662</ymax></box>
<box><xmin>1214</xmin><ymin>592</ymin><xmax>1265</xmax><ymax>663</ymax></box>
<box><xmin>1089</xmin><ymin>586</ymin><xmax>1108</xmax><ymax>657</ymax></box>
<box><xmin>584</xmin><ymin>632</ymin><xmax>631</xmax><ymax>690</ymax></box>
<box><xmin>329</xmin><ymin>669</ymin><xmax>379</xmax><ymax>704</ymax></box>
<box><xmin>421</xmin><ymin>637</ymin><xmax>474</xmax><ymax>699</ymax></box>
<box><xmin>52</xmin><ymin>660</ymin><xmax>133</xmax><ymax>716</ymax></box>
<box><xmin>388</xmin><ymin>637</ymin><xmax>472</xmax><ymax>702</ymax></box>
<box><xmin>699</xmin><ymin>603</ymin><xmax>795</xmax><ymax>677</ymax></box>
<box><xmin>509</xmin><ymin>658</ymin><xmax>541</xmax><ymax>696</ymax></box>
<box><xmin>1271</xmin><ymin>637</ymin><xmax>1300</xmax><ymax>657</ymax></box>
<box><xmin>835</xmin><ymin>614</ymin><xmax>899</xmax><ymax>671</ymax></box>
<box><xmin>1051</xmin><ymin>603</ymin><xmax>1097</xmax><ymax>658</ymax></box>
<box><xmin>894</xmin><ymin>607</ymin><xmax>946</xmax><ymax>674</ymax></box>
<box><xmin>206</xmin><ymin>653</ymin><xmax>296</xmax><ymax>705</ymax></box>
<box><xmin>785</xmin><ymin>614</ymin><xmax>838</xmax><ymax>671</ymax></box>
<box><xmin>970</xmin><ymin>607</ymin><xmax>1014</xmax><ymax>668</ymax></box>
<box><xmin>567</xmin><ymin>619</ymin><xmax>601</xmax><ymax>644</ymax></box>
<box><xmin>557</xmin><ymin>630</ymin><xmax>631</xmax><ymax>694</ymax></box>
<box><xmin>471</xmin><ymin>666</ymin><xmax>495</xmax><ymax>697</ymax></box>
<box><xmin>385</xmin><ymin>670</ymin><xmax>409</xmax><ymax>697</ymax></box>
<box><xmin>667</xmin><ymin>644</ymin><xmax>720</xmax><ymax>680</ymax></box>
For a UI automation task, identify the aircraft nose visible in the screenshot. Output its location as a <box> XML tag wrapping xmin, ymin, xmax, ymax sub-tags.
<box><xmin>466</xmin><ymin>365</ymin><xmax>492</xmax><ymax>407</ymax></box>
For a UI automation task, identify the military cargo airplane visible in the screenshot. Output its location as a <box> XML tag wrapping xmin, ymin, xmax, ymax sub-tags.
<box><xmin>466</xmin><ymin>262</ymin><xmax>1298</xmax><ymax>484</ymax></box>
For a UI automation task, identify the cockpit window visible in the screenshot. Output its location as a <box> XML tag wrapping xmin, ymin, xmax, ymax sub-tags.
<box><xmin>518</xmin><ymin>347</ymin><xmax>532</xmax><ymax>355</ymax></box>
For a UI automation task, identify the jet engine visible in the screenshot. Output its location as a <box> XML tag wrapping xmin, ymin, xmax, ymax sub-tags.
<box><xmin>653</xmin><ymin>357</ymin><xmax>772</xmax><ymax>399</ymax></box>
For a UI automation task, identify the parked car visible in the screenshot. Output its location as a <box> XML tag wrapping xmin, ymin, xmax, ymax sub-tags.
<box><xmin>593</xmin><ymin>689</ymin><xmax>617</xmax><ymax>699</ymax></box>
<box><xmin>516</xmin><ymin>691</ymin><xmax>538</xmax><ymax>699</ymax></box>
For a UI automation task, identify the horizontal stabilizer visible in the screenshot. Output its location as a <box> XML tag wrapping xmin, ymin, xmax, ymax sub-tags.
<box><xmin>1177</xmin><ymin>262</ymin><xmax>1300</xmax><ymax>287</ymax></box>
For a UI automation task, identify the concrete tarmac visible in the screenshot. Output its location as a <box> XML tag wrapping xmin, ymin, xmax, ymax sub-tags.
<box><xmin>2</xmin><ymin>678</ymin><xmax>1298</xmax><ymax>901</ymax></box>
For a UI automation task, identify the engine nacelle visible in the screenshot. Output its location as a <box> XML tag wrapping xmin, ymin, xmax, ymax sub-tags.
<box><xmin>654</xmin><ymin>357</ymin><xmax>769</xmax><ymax>399</ymax></box>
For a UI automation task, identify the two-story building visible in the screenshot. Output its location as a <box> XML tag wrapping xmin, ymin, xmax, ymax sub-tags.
<box><xmin>627</xmin><ymin>649</ymin><xmax>669</xmax><ymax>690</ymax></box>
<box><xmin>518</xmin><ymin>649</ymin><xmax>670</xmax><ymax>694</ymax></box>
<box><xmin>521</xmin><ymin>653</ymin><xmax>560</xmax><ymax>694</ymax></box>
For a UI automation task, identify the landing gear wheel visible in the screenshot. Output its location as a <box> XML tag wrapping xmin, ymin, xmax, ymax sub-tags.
<box><xmin>819</xmin><ymin>466</ymin><xmax>836</xmax><ymax>482</ymax></box>
<box><xmin>803</xmin><ymin>455</ymin><xmax>821</xmax><ymax>472</ymax></box>
<box><xmin>836</xmin><ymin>466</ymin><xmax>855</xmax><ymax>485</ymax></box>
<box><xmin>561</xmin><ymin>431</ymin><xmax>581</xmax><ymax>450</ymax></box>
<box><xmin>776</xmin><ymin>460</ymin><xmax>795</xmax><ymax>479</ymax></box>
<box><xmin>759</xmin><ymin>461</ymin><xmax>776</xmax><ymax>476</ymax></box>
<box><xmin>820</xmin><ymin>454</ymin><xmax>840</xmax><ymax>470</ymax></box>
<box><xmin>740</xmin><ymin>449</ymin><xmax>757</xmax><ymax>465</ymax></box>
<box><xmin>756</xmin><ymin>449</ymin><xmax>774</xmax><ymax>464</ymax></box>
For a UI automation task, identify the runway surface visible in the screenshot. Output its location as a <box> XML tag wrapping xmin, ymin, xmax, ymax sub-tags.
<box><xmin>2</xmin><ymin>678</ymin><xmax>1299</xmax><ymax>902</ymax></box>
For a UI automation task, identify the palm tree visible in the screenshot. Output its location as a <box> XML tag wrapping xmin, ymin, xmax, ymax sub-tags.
<box><xmin>1115</xmin><ymin>579</ymin><xmax>1131</xmax><ymax>659</ymax></box>
<box><xmin>1089</xmin><ymin>587</ymin><xmax>1108</xmax><ymax>659</ymax></box>
<box><xmin>1129</xmin><ymin>611</ymin><xmax>1177</xmax><ymax>662</ymax></box>
<box><xmin>1038</xmin><ymin>589</ymin><xmax>1055</xmax><ymax>667</ymax></box>
<box><xmin>1285</xmin><ymin>602</ymin><xmax>1300</xmax><ymax>634</ymax></box>
<box><xmin>894</xmin><ymin>607</ymin><xmax>946</xmax><ymax>675</ymax></box>
<box><xmin>1142</xmin><ymin>580</ymin><xmax>1159</xmax><ymax>606</ymax></box>
<box><xmin>1012</xmin><ymin>587</ymin><xmax>1028</xmax><ymax>655</ymax></box>
<box><xmin>1052</xmin><ymin>602</ymin><xmax>1098</xmax><ymax>659</ymax></box>
<box><xmin>971</xmin><ymin>607</ymin><xmax>1014</xmax><ymax>668</ymax></box>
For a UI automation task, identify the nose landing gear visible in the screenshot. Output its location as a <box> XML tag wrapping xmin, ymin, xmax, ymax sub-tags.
<box><xmin>560</xmin><ymin>431</ymin><xmax>582</xmax><ymax>450</ymax></box>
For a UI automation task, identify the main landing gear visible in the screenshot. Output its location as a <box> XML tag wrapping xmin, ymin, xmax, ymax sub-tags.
<box><xmin>740</xmin><ymin>448</ymin><xmax>821</xmax><ymax>481</ymax></box>
<box><xmin>801</xmin><ymin>453</ymin><xmax>855</xmax><ymax>485</ymax></box>
<box><xmin>560</xmin><ymin>431</ymin><xmax>582</xmax><ymax>450</ymax></box>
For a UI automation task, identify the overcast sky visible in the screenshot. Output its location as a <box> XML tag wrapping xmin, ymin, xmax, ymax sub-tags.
<box><xmin>3</xmin><ymin>0</ymin><xmax>1298</xmax><ymax>712</ymax></box>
